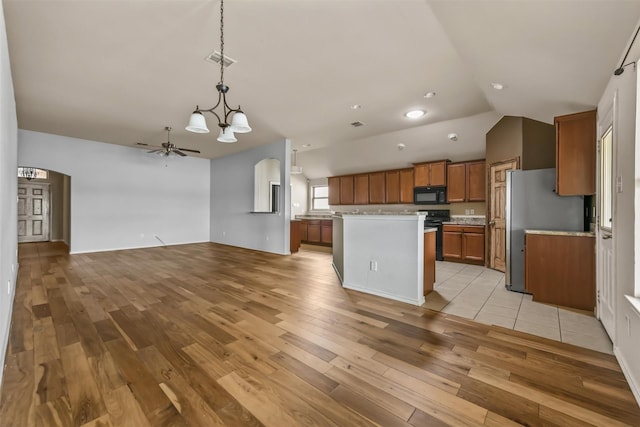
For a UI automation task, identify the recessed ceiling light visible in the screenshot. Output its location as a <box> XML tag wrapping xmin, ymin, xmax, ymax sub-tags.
<box><xmin>448</xmin><ymin>133</ymin><xmax>458</xmax><ymax>141</ymax></box>
<box><xmin>397</xmin><ymin>143</ymin><xmax>406</xmax><ymax>151</ymax></box>
<box><xmin>405</xmin><ymin>109</ymin><xmax>426</xmax><ymax>119</ymax></box>
<box><xmin>302</xmin><ymin>143</ymin><xmax>312</xmax><ymax>148</ymax></box>
<box><xmin>424</xmin><ymin>91</ymin><xmax>436</xmax><ymax>98</ymax></box>
<box><xmin>490</xmin><ymin>82</ymin><xmax>505</xmax><ymax>90</ymax></box>
<box><xmin>350</xmin><ymin>104</ymin><xmax>362</xmax><ymax>110</ymax></box>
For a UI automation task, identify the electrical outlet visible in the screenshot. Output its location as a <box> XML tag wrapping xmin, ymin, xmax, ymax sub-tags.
<box><xmin>470</xmin><ymin>209</ymin><xmax>474</xmax><ymax>215</ymax></box>
<box><xmin>222</xmin><ymin>231</ymin><xmax>226</xmax><ymax>237</ymax></box>
<box><xmin>616</xmin><ymin>176</ymin><xmax>623</xmax><ymax>193</ymax></box>
<box><xmin>265</xmin><ymin>235</ymin><xmax>269</xmax><ymax>241</ymax></box>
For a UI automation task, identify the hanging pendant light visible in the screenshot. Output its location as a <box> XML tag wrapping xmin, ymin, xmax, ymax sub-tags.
<box><xmin>291</xmin><ymin>149</ymin><xmax>303</xmax><ymax>175</ymax></box>
<box><xmin>185</xmin><ymin>0</ymin><xmax>251</xmax><ymax>143</ymax></box>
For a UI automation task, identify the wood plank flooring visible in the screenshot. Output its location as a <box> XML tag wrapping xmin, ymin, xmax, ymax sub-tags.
<box><xmin>1</xmin><ymin>241</ymin><xmax>639</xmax><ymax>426</ymax></box>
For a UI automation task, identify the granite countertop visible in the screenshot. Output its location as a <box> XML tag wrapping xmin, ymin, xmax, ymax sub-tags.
<box><xmin>525</xmin><ymin>229</ymin><xmax>595</xmax><ymax>237</ymax></box>
<box><xmin>295</xmin><ymin>214</ymin><xmax>334</xmax><ymax>220</ymax></box>
<box><xmin>444</xmin><ymin>215</ymin><xmax>486</xmax><ymax>226</ymax></box>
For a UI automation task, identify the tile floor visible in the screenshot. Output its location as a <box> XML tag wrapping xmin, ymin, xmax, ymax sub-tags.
<box><xmin>425</xmin><ymin>261</ymin><xmax>614</xmax><ymax>354</ymax></box>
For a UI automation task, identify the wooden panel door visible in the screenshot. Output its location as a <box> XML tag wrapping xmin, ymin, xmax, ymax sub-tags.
<box><xmin>306</xmin><ymin>221</ymin><xmax>321</xmax><ymax>243</ymax></box>
<box><xmin>354</xmin><ymin>174</ymin><xmax>369</xmax><ymax>205</ymax></box>
<box><xmin>488</xmin><ymin>159</ymin><xmax>518</xmax><ymax>272</ymax></box>
<box><xmin>429</xmin><ymin>161</ymin><xmax>447</xmax><ymax>186</ymax></box>
<box><xmin>414</xmin><ymin>164</ymin><xmax>428</xmax><ymax>187</ymax></box>
<box><xmin>17</xmin><ymin>182</ymin><xmax>50</xmax><ymax>243</ymax></box>
<box><xmin>466</xmin><ymin>161</ymin><xmax>486</xmax><ymax>202</ymax></box>
<box><xmin>369</xmin><ymin>172</ymin><xmax>386</xmax><ymax>204</ymax></box>
<box><xmin>328</xmin><ymin>177</ymin><xmax>340</xmax><ymax>205</ymax></box>
<box><xmin>399</xmin><ymin>168</ymin><xmax>414</xmax><ymax>204</ymax></box>
<box><xmin>385</xmin><ymin>170</ymin><xmax>400</xmax><ymax>204</ymax></box>
<box><xmin>463</xmin><ymin>229</ymin><xmax>485</xmax><ymax>264</ymax></box>
<box><xmin>442</xmin><ymin>226</ymin><xmax>462</xmax><ymax>260</ymax></box>
<box><xmin>340</xmin><ymin>175</ymin><xmax>354</xmax><ymax>205</ymax></box>
<box><xmin>555</xmin><ymin>110</ymin><xmax>596</xmax><ymax>195</ymax></box>
<box><xmin>423</xmin><ymin>231</ymin><xmax>436</xmax><ymax>295</ymax></box>
<box><xmin>446</xmin><ymin>163</ymin><xmax>466</xmax><ymax>202</ymax></box>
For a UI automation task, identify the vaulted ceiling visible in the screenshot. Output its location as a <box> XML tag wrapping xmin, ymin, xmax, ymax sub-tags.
<box><xmin>4</xmin><ymin>0</ymin><xmax>640</xmax><ymax>178</ymax></box>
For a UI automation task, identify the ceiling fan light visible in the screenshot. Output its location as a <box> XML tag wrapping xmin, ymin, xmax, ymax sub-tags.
<box><xmin>186</xmin><ymin>111</ymin><xmax>210</xmax><ymax>133</ymax></box>
<box><xmin>217</xmin><ymin>127</ymin><xmax>237</xmax><ymax>143</ymax></box>
<box><xmin>231</xmin><ymin>111</ymin><xmax>251</xmax><ymax>133</ymax></box>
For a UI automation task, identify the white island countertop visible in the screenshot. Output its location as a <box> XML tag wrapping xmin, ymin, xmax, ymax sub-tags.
<box><xmin>332</xmin><ymin>214</ymin><xmax>434</xmax><ymax>306</ymax></box>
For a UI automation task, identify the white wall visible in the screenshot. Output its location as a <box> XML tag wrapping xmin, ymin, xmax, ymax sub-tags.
<box><xmin>0</xmin><ymin>2</ymin><xmax>18</xmax><ymax>386</ymax></box>
<box><xmin>599</xmin><ymin>26</ymin><xmax>640</xmax><ymax>403</ymax></box>
<box><xmin>291</xmin><ymin>173</ymin><xmax>308</xmax><ymax>216</ymax></box>
<box><xmin>18</xmin><ymin>130</ymin><xmax>210</xmax><ymax>253</ymax></box>
<box><xmin>210</xmin><ymin>139</ymin><xmax>291</xmax><ymax>254</ymax></box>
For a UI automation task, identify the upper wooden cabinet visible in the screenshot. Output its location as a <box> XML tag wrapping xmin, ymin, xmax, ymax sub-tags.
<box><xmin>399</xmin><ymin>168</ymin><xmax>414</xmax><ymax>204</ymax></box>
<box><xmin>414</xmin><ymin>160</ymin><xmax>448</xmax><ymax>187</ymax></box>
<box><xmin>555</xmin><ymin>110</ymin><xmax>596</xmax><ymax>195</ymax></box>
<box><xmin>385</xmin><ymin>170</ymin><xmax>400</xmax><ymax>204</ymax></box>
<box><xmin>328</xmin><ymin>176</ymin><xmax>340</xmax><ymax>205</ymax></box>
<box><xmin>340</xmin><ymin>175</ymin><xmax>354</xmax><ymax>205</ymax></box>
<box><xmin>447</xmin><ymin>160</ymin><xmax>486</xmax><ymax>203</ymax></box>
<box><xmin>354</xmin><ymin>174</ymin><xmax>369</xmax><ymax>205</ymax></box>
<box><xmin>369</xmin><ymin>171</ymin><xmax>386</xmax><ymax>204</ymax></box>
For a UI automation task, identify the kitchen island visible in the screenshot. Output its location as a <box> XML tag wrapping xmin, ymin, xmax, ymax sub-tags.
<box><xmin>332</xmin><ymin>213</ymin><xmax>436</xmax><ymax>306</ymax></box>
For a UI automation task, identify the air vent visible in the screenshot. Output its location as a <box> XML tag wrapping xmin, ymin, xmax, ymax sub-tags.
<box><xmin>205</xmin><ymin>50</ymin><xmax>237</xmax><ymax>68</ymax></box>
<box><xmin>350</xmin><ymin>121</ymin><xmax>366</xmax><ymax>127</ymax></box>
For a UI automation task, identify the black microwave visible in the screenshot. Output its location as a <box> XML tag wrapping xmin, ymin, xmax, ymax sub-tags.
<box><xmin>414</xmin><ymin>186</ymin><xmax>447</xmax><ymax>205</ymax></box>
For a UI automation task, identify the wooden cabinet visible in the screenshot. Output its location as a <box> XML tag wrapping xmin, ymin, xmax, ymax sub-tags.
<box><xmin>424</xmin><ymin>231</ymin><xmax>436</xmax><ymax>295</ymax></box>
<box><xmin>525</xmin><ymin>233</ymin><xmax>595</xmax><ymax>310</ymax></box>
<box><xmin>306</xmin><ymin>220</ymin><xmax>321</xmax><ymax>243</ymax></box>
<box><xmin>399</xmin><ymin>168</ymin><xmax>414</xmax><ymax>204</ymax></box>
<box><xmin>300</xmin><ymin>219</ymin><xmax>332</xmax><ymax>246</ymax></box>
<box><xmin>340</xmin><ymin>175</ymin><xmax>354</xmax><ymax>205</ymax></box>
<box><xmin>414</xmin><ymin>160</ymin><xmax>448</xmax><ymax>187</ymax></box>
<box><xmin>328</xmin><ymin>176</ymin><xmax>340</xmax><ymax>205</ymax></box>
<box><xmin>321</xmin><ymin>220</ymin><xmax>332</xmax><ymax>244</ymax></box>
<box><xmin>369</xmin><ymin>171</ymin><xmax>386</xmax><ymax>204</ymax></box>
<box><xmin>447</xmin><ymin>160</ymin><xmax>486</xmax><ymax>203</ymax></box>
<box><xmin>354</xmin><ymin>174</ymin><xmax>369</xmax><ymax>205</ymax></box>
<box><xmin>443</xmin><ymin>225</ymin><xmax>485</xmax><ymax>265</ymax></box>
<box><xmin>290</xmin><ymin>221</ymin><xmax>301</xmax><ymax>253</ymax></box>
<box><xmin>385</xmin><ymin>170</ymin><xmax>400</xmax><ymax>203</ymax></box>
<box><xmin>555</xmin><ymin>110</ymin><xmax>596</xmax><ymax>195</ymax></box>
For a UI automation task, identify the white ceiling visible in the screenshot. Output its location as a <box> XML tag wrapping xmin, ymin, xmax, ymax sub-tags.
<box><xmin>4</xmin><ymin>0</ymin><xmax>640</xmax><ymax>179</ymax></box>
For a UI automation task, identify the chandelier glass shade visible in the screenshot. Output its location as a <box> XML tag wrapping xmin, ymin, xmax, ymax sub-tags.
<box><xmin>186</xmin><ymin>0</ymin><xmax>251</xmax><ymax>143</ymax></box>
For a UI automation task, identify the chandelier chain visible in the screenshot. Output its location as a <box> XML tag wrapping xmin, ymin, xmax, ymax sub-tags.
<box><xmin>219</xmin><ymin>0</ymin><xmax>225</xmax><ymax>85</ymax></box>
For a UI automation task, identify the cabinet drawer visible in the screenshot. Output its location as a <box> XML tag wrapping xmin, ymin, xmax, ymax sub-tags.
<box><xmin>462</xmin><ymin>226</ymin><xmax>484</xmax><ymax>234</ymax></box>
<box><xmin>443</xmin><ymin>225</ymin><xmax>464</xmax><ymax>232</ymax></box>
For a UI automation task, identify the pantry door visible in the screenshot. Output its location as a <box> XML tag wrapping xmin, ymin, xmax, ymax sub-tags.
<box><xmin>488</xmin><ymin>158</ymin><xmax>518</xmax><ymax>272</ymax></box>
<box><xmin>17</xmin><ymin>182</ymin><xmax>50</xmax><ymax>243</ymax></box>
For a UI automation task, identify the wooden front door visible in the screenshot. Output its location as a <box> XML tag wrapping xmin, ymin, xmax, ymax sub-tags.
<box><xmin>18</xmin><ymin>182</ymin><xmax>50</xmax><ymax>243</ymax></box>
<box><xmin>488</xmin><ymin>159</ymin><xmax>518</xmax><ymax>272</ymax></box>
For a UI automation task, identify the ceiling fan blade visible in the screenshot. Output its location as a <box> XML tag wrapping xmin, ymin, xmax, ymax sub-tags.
<box><xmin>147</xmin><ymin>149</ymin><xmax>163</xmax><ymax>154</ymax></box>
<box><xmin>136</xmin><ymin>142</ymin><xmax>150</xmax><ymax>146</ymax></box>
<box><xmin>177</xmin><ymin>147</ymin><xmax>201</xmax><ymax>153</ymax></box>
<box><xmin>173</xmin><ymin>150</ymin><xmax>187</xmax><ymax>157</ymax></box>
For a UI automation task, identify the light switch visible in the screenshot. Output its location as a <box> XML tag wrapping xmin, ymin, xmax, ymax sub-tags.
<box><xmin>616</xmin><ymin>176</ymin><xmax>623</xmax><ymax>193</ymax></box>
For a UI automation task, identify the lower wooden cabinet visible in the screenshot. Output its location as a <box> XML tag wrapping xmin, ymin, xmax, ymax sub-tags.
<box><xmin>424</xmin><ymin>231</ymin><xmax>436</xmax><ymax>295</ymax></box>
<box><xmin>300</xmin><ymin>219</ymin><xmax>333</xmax><ymax>246</ymax></box>
<box><xmin>525</xmin><ymin>233</ymin><xmax>595</xmax><ymax>310</ymax></box>
<box><xmin>443</xmin><ymin>225</ymin><xmax>485</xmax><ymax>265</ymax></box>
<box><xmin>290</xmin><ymin>221</ymin><xmax>301</xmax><ymax>253</ymax></box>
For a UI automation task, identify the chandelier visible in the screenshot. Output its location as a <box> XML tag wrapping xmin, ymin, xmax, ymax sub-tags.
<box><xmin>185</xmin><ymin>0</ymin><xmax>251</xmax><ymax>143</ymax></box>
<box><xmin>291</xmin><ymin>149</ymin><xmax>303</xmax><ymax>175</ymax></box>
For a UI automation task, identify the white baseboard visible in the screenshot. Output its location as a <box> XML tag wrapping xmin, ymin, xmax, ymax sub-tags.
<box><xmin>614</xmin><ymin>345</ymin><xmax>640</xmax><ymax>408</ymax></box>
<box><xmin>342</xmin><ymin>281</ymin><xmax>425</xmax><ymax>306</ymax></box>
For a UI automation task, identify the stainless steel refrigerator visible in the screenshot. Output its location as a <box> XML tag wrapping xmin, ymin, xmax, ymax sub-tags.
<box><xmin>505</xmin><ymin>168</ymin><xmax>584</xmax><ymax>293</ymax></box>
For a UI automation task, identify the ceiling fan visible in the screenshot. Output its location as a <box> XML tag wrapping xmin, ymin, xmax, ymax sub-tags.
<box><xmin>136</xmin><ymin>126</ymin><xmax>201</xmax><ymax>157</ymax></box>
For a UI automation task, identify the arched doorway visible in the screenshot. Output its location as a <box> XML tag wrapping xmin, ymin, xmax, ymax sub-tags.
<box><xmin>17</xmin><ymin>167</ymin><xmax>70</xmax><ymax>250</ymax></box>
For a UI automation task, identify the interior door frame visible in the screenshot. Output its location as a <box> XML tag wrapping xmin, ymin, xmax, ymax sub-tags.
<box><xmin>487</xmin><ymin>157</ymin><xmax>520</xmax><ymax>272</ymax></box>
<box><xmin>596</xmin><ymin>91</ymin><xmax>617</xmax><ymax>341</ymax></box>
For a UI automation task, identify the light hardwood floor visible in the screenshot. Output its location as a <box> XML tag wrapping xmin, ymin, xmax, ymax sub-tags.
<box><xmin>1</xmin><ymin>241</ymin><xmax>639</xmax><ymax>426</ymax></box>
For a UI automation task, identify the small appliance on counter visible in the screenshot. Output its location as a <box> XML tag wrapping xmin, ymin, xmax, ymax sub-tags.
<box><xmin>419</xmin><ymin>209</ymin><xmax>450</xmax><ymax>261</ymax></box>
<box><xmin>505</xmin><ymin>168</ymin><xmax>584</xmax><ymax>293</ymax></box>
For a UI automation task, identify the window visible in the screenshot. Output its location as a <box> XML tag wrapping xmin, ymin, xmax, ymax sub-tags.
<box><xmin>17</xmin><ymin>167</ymin><xmax>48</xmax><ymax>180</ymax></box>
<box><xmin>312</xmin><ymin>185</ymin><xmax>329</xmax><ymax>210</ymax></box>
<box><xmin>600</xmin><ymin>125</ymin><xmax>613</xmax><ymax>230</ymax></box>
